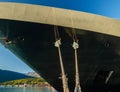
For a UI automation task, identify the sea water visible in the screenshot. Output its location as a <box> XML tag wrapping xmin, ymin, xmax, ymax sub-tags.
<box><xmin>0</xmin><ymin>86</ymin><xmax>56</xmax><ymax>92</ymax></box>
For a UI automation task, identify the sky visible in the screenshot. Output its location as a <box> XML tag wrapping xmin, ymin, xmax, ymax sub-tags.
<box><xmin>0</xmin><ymin>0</ymin><xmax>120</xmax><ymax>73</ymax></box>
<box><xmin>0</xmin><ymin>44</ymin><xmax>34</xmax><ymax>73</ymax></box>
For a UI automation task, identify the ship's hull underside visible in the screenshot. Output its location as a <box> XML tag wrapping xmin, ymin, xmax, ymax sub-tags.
<box><xmin>0</xmin><ymin>19</ymin><xmax>120</xmax><ymax>92</ymax></box>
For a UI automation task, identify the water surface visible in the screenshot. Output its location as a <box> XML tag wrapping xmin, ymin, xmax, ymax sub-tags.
<box><xmin>0</xmin><ymin>86</ymin><xmax>56</xmax><ymax>92</ymax></box>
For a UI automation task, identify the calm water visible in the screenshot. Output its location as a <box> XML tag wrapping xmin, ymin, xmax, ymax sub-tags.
<box><xmin>0</xmin><ymin>86</ymin><xmax>56</xmax><ymax>92</ymax></box>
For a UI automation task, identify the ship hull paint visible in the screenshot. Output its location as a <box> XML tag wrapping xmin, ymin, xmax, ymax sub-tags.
<box><xmin>0</xmin><ymin>19</ymin><xmax>120</xmax><ymax>92</ymax></box>
<box><xmin>1</xmin><ymin>2</ymin><xmax>120</xmax><ymax>92</ymax></box>
<box><xmin>0</xmin><ymin>3</ymin><xmax>120</xmax><ymax>37</ymax></box>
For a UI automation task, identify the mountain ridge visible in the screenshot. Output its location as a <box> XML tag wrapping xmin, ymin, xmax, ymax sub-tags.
<box><xmin>0</xmin><ymin>69</ymin><xmax>33</xmax><ymax>83</ymax></box>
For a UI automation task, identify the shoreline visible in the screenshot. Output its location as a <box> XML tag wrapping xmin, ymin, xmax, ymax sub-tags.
<box><xmin>0</xmin><ymin>83</ymin><xmax>50</xmax><ymax>88</ymax></box>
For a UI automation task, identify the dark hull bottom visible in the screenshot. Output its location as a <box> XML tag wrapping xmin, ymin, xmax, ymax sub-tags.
<box><xmin>0</xmin><ymin>19</ymin><xmax>120</xmax><ymax>92</ymax></box>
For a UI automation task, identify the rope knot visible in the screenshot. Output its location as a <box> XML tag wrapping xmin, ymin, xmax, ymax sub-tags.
<box><xmin>72</xmin><ymin>41</ymin><xmax>79</xmax><ymax>49</ymax></box>
<box><xmin>54</xmin><ymin>39</ymin><xmax>61</xmax><ymax>47</ymax></box>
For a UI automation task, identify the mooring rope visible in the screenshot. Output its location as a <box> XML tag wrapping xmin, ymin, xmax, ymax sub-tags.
<box><xmin>70</xmin><ymin>10</ymin><xmax>82</xmax><ymax>92</ymax></box>
<box><xmin>72</xmin><ymin>31</ymin><xmax>82</xmax><ymax>92</ymax></box>
<box><xmin>54</xmin><ymin>26</ymin><xmax>70</xmax><ymax>92</ymax></box>
<box><xmin>53</xmin><ymin>8</ymin><xmax>70</xmax><ymax>92</ymax></box>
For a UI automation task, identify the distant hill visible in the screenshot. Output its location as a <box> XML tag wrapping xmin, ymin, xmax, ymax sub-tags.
<box><xmin>0</xmin><ymin>69</ymin><xmax>33</xmax><ymax>83</ymax></box>
<box><xmin>26</xmin><ymin>72</ymin><xmax>40</xmax><ymax>78</ymax></box>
